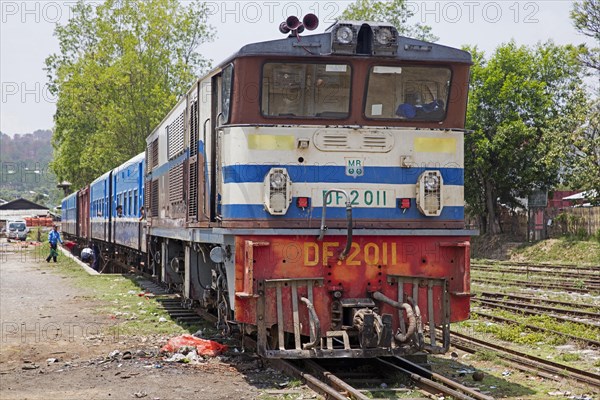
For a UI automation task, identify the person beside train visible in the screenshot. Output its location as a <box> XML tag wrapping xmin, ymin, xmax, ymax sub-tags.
<box><xmin>81</xmin><ymin>247</ymin><xmax>94</xmax><ymax>263</ymax></box>
<box><xmin>46</xmin><ymin>225</ymin><xmax>64</xmax><ymax>263</ymax></box>
<box><xmin>91</xmin><ymin>242</ymin><xmax>100</xmax><ymax>271</ymax></box>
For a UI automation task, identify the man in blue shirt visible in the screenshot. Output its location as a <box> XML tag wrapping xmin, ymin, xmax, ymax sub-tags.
<box><xmin>46</xmin><ymin>225</ymin><xmax>64</xmax><ymax>263</ymax></box>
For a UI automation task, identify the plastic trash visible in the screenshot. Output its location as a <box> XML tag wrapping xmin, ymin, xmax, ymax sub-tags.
<box><xmin>160</xmin><ymin>334</ymin><xmax>228</xmax><ymax>356</ymax></box>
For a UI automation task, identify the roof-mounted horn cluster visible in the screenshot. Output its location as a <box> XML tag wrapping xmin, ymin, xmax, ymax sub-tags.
<box><xmin>279</xmin><ymin>14</ymin><xmax>319</xmax><ymax>36</ymax></box>
<box><xmin>331</xmin><ymin>21</ymin><xmax>399</xmax><ymax>56</ymax></box>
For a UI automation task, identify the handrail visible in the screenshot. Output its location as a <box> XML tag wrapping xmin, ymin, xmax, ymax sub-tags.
<box><xmin>317</xmin><ymin>189</ymin><xmax>353</xmax><ymax>260</ymax></box>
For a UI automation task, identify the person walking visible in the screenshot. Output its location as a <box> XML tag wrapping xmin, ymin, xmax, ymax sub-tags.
<box><xmin>46</xmin><ymin>225</ymin><xmax>64</xmax><ymax>263</ymax></box>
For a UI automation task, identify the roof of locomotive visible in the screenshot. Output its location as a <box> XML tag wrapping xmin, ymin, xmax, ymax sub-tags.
<box><xmin>219</xmin><ymin>21</ymin><xmax>472</xmax><ymax>66</ymax></box>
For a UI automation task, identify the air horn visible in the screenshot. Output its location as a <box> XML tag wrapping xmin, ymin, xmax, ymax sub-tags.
<box><xmin>279</xmin><ymin>13</ymin><xmax>319</xmax><ymax>35</ymax></box>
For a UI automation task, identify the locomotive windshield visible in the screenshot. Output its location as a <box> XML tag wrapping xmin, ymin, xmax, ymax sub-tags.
<box><xmin>365</xmin><ymin>66</ymin><xmax>451</xmax><ymax>121</ymax></box>
<box><xmin>261</xmin><ymin>62</ymin><xmax>351</xmax><ymax>118</ymax></box>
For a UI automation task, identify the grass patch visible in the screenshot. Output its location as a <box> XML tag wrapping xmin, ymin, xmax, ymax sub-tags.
<box><xmin>469</xmin><ymin>308</ymin><xmax>600</xmax><ymax>345</ymax></box>
<box><xmin>472</xmin><ymin>349</ymin><xmax>497</xmax><ymax>361</ymax></box>
<box><xmin>557</xmin><ymin>352</ymin><xmax>581</xmax><ymax>362</ymax></box>
<box><xmin>31</xmin><ymin>243</ymin><xmax>208</xmax><ymax>337</ymax></box>
<box><xmin>510</xmin><ymin>238</ymin><xmax>600</xmax><ymax>265</ymax></box>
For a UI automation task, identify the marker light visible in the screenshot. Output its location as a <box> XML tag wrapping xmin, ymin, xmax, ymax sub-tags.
<box><xmin>296</xmin><ymin>197</ymin><xmax>310</xmax><ymax>208</ymax></box>
<box><xmin>399</xmin><ymin>198</ymin><xmax>411</xmax><ymax>209</ymax></box>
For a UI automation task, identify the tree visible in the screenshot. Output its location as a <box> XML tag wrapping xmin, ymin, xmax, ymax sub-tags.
<box><xmin>464</xmin><ymin>42</ymin><xmax>588</xmax><ymax>233</ymax></box>
<box><xmin>571</xmin><ymin>0</ymin><xmax>600</xmax><ymax>72</ymax></box>
<box><xmin>566</xmin><ymin>1</ymin><xmax>600</xmax><ymax>199</ymax></box>
<box><xmin>45</xmin><ymin>0</ymin><xmax>214</xmax><ymax>188</ymax></box>
<box><xmin>339</xmin><ymin>0</ymin><xmax>438</xmax><ymax>42</ymax></box>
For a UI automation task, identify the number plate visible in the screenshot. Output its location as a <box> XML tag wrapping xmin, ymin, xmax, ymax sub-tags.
<box><xmin>312</xmin><ymin>189</ymin><xmax>395</xmax><ymax>208</ymax></box>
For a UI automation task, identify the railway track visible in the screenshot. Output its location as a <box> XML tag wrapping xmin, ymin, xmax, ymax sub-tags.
<box><xmin>477</xmin><ymin>291</ymin><xmax>600</xmax><ymax>312</ymax></box>
<box><xmin>448</xmin><ymin>329</ymin><xmax>600</xmax><ymax>391</ymax></box>
<box><xmin>472</xmin><ymin>276</ymin><xmax>600</xmax><ymax>294</ymax></box>
<box><xmin>472</xmin><ymin>264</ymin><xmax>600</xmax><ymax>282</ymax></box>
<box><xmin>475</xmin><ymin>260</ymin><xmax>600</xmax><ymax>270</ymax></box>
<box><xmin>133</xmin><ymin>278</ymin><xmax>206</xmax><ymax>325</ymax></box>
<box><xmin>472</xmin><ymin>297</ymin><xmax>600</xmax><ymax>326</ymax></box>
<box><xmin>272</xmin><ymin>357</ymin><xmax>494</xmax><ymax>400</ymax></box>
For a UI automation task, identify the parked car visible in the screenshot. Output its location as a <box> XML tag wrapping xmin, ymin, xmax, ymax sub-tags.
<box><xmin>7</xmin><ymin>220</ymin><xmax>28</xmax><ymax>241</ymax></box>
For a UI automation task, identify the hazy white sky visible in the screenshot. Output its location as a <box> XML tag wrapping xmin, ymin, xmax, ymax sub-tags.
<box><xmin>0</xmin><ymin>1</ymin><xmax>595</xmax><ymax>134</ymax></box>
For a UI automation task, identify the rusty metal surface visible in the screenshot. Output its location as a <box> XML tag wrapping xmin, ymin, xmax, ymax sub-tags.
<box><xmin>77</xmin><ymin>186</ymin><xmax>90</xmax><ymax>241</ymax></box>
<box><xmin>235</xmin><ymin>234</ymin><xmax>469</xmax><ymax>358</ymax></box>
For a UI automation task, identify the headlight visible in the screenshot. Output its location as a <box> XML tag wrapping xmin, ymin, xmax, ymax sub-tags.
<box><xmin>424</xmin><ymin>174</ymin><xmax>440</xmax><ymax>192</ymax></box>
<box><xmin>416</xmin><ymin>171</ymin><xmax>444</xmax><ymax>217</ymax></box>
<box><xmin>335</xmin><ymin>26</ymin><xmax>354</xmax><ymax>44</ymax></box>
<box><xmin>264</xmin><ymin>168</ymin><xmax>292</xmax><ymax>215</ymax></box>
<box><xmin>375</xmin><ymin>27</ymin><xmax>393</xmax><ymax>45</ymax></box>
<box><xmin>270</xmin><ymin>172</ymin><xmax>286</xmax><ymax>189</ymax></box>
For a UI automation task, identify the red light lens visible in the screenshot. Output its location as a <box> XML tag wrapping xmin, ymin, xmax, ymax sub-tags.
<box><xmin>400</xmin><ymin>198</ymin><xmax>411</xmax><ymax>209</ymax></box>
<box><xmin>297</xmin><ymin>197</ymin><xmax>309</xmax><ymax>208</ymax></box>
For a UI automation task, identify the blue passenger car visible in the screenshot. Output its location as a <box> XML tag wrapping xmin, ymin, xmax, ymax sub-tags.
<box><xmin>61</xmin><ymin>191</ymin><xmax>78</xmax><ymax>238</ymax></box>
<box><xmin>112</xmin><ymin>153</ymin><xmax>145</xmax><ymax>252</ymax></box>
<box><xmin>90</xmin><ymin>171</ymin><xmax>112</xmax><ymax>242</ymax></box>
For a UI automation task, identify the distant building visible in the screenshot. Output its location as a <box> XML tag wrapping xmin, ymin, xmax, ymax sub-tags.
<box><xmin>0</xmin><ymin>198</ymin><xmax>49</xmax><ymax>222</ymax></box>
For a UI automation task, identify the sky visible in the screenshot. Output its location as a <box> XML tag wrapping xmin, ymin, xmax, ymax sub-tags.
<box><xmin>0</xmin><ymin>0</ymin><xmax>596</xmax><ymax>135</ymax></box>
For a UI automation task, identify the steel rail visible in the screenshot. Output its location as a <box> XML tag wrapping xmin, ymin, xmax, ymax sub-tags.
<box><xmin>472</xmin><ymin>277</ymin><xmax>600</xmax><ymax>294</ymax></box>
<box><xmin>387</xmin><ymin>357</ymin><xmax>495</xmax><ymax>400</ymax></box>
<box><xmin>373</xmin><ymin>358</ymin><xmax>484</xmax><ymax>400</ymax></box>
<box><xmin>448</xmin><ymin>330</ymin><xmax>600</xmax><ymax>389</ymax></box>
<box><xmin>269</xmin><ymin>359</ymin><xmax>350</xmax><ymax>400</ymax></box>
<box><xmin>473</xmin><ymin>272</ymin><xmax>600</xmax><ymax>287</ymax></box>
<box><xmin>472</xmin><ymin>298</ymin><xmax>600</xmax><ymax>324</ymax></box>
<box><xmin>477</xmin><ymin>291</ymin><xmax>600</xmax><ymax>311</ymax></box>
<box><xmin>474</xmin><ymin>260</ymin><xmax>600</xmax><ymax>270</ymax></box>
<box><xmin>302</xmin><ymin>359</ymin><xmax>370</xmax><ymax>400</ymax></box>
<box><xmin>472</xmin><ymin>264</ymin><xmax>600</xmax><ymax>280</ymax></box>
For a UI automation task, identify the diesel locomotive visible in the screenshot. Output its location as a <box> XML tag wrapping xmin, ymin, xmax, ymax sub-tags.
<box><xmin>62</xmin><ymin>17</ymin><xmax>474</xmax><ymax>359</ymax></box>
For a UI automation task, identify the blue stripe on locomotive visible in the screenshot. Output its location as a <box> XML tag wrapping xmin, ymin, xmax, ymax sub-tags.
<box><xmin>222</xmin><ymin>200</ymin><xmax>464</xmax><ymax>220</ymax></box>
<box><xmin>223</xmin><ymin>164</ymin><xmax>464</xmax><ymax>186</ymax></box>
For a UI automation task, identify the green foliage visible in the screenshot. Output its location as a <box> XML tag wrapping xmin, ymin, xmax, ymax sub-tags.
<box><xmin>0</xmin><ymin>130</ymin><xmax>62</xmax><ymax>207</ymax></box>
<box><xmin>473</xmin><ymin>321</ymin><xmax>548</xmax><ymax>345</ymax></box>
<box><xmin>566</xmin><ymin>1</ymin><xmax>600</xmax><ymax>203</ymax></box>
<box><xmin>473</xmin><ymin>350</ymin><xmax>497</xmax><ymax>361</ymax></box>
<box><xmin>464</xmin><ymin>42</ymin><xmax>588</xmax><ymax>233</ymax></box>
<box><xmin>339</xmin><ymin>0</ymin><xmax>438</xmax><ymax>42</ymax></box>
<box><xmin>45</xmin><ymin>0</ymin><xmax>214</xmax><ymax>188</ymax></box>
<box><xmin>560</xmin><ymin>100</ymin><xmax>600</xmax><ymax>197</ymax></box>
<box><xmin>571</xmin><ymin>0</ymin><xmax>600</xmax><ymax>71</ymax></box>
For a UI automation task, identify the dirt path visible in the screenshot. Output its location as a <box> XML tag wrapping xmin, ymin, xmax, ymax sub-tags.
<box><xmin>0</xmin><ymin>244</ymin><xmax>313</xmax><ymax>400</ymax></box>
